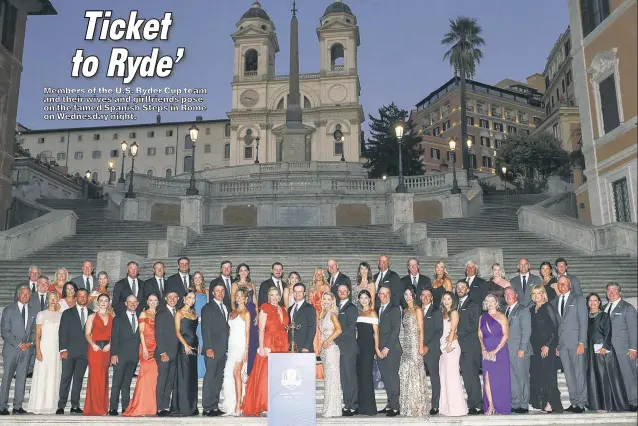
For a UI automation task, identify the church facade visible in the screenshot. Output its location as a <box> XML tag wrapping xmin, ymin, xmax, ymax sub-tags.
<box><xmin>226</xmin><ymin>1</ymin><xmax>364</xmax><ymax>165</ymax></box>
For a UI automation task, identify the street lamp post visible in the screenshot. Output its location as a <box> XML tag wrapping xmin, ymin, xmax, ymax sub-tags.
<box><xmin>340</xmin><ymin>136</ymin><xmax>345</xmax><ymax>162</ymax></box>
<box><xmin>107</xmin><ymin>161</ymin><xmax>115</xmax><ymax>185</ymax></box>
<box><xmin>124</xmin><ymin>141</ymin><xmax>139</xmax><ymax>198</ymax></box>
<box><xmin>395</xmin><ymin>124</ymin><xmax>407</xmax><ymax>193</ymax></box>
<box><xmin>118</xmin><ymin>141</ymin><xmax>127</xmax><ymax>183</ymax></box>
<box><xmin>85</xmin><ymin>170</ymin><xmax>92</xmax><ymax>180</ymax></box>
<box><xmin>186</xmin><ymin>124</ymin><xmax>200</xmax><ymax>195</ymax></box>
<box><xmin>449</xmin><ymin>139</ymin><xmax>461</xmax><ymax>194</ymax></box>
<box><xmin>254</xmin><ymin>137</ymin><xmax>260</xmax><ymax>164</ymax></box>
<box><xmin>501</xmin><ymin>166</ymin><xmax>507</xmax><ymax>193</ymax></box>
<box><xmin>466</xmin><ymin>137</ymin><xmax>473</xmax><ymax>181</ymax></box>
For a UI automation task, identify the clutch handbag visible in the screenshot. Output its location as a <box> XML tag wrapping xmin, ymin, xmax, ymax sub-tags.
<box><xmin>95</xmin><ymin>340</ymin><xmax>109</xmax><ymax>349</ymax></box>
<box><xmin>483</xmin><ymin>351</ymin><xmax>497</xmax><ymax>362</ymax></box>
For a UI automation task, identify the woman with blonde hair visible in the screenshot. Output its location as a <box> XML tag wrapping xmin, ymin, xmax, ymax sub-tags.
<box><xmin>487</xmin><ymin>263</ymin><xmax>511</xmax><ymax>311</ymax></box>
<box><xmin>192</xmin><ymin>271</ymin><xmax>208</xmax><ymax>379</ymax></box>
<box><xmin>432</xmin><ymin>261</ymin><xmax>453</xmax><ymax>307</ymax></box>
<box><xmin>319</xmin><ymin>291</ymin><xmax>343</xmax><ymax>417</ymax></box>
<box><xmin>309</xmin><ymin>267</ymin><xmax>330</xmax><ymax>379</ymax></box>
<box><xmin>49</xmin><ymin>268</ymin><xmax>69</xmax><ymax>297</ymax></box>
<box><xmin>88</xmin><ymin>272</ymin><xmax>111</xmax><ymax>312</ymax></box>
<box><xmin>231</xmin><ymin>264</ymin><xmax>258</xmax><ymax>376</ymax></box>
<box><xmin>27</xmin><ymin>291</ymin><xmax>63</xmax><ymax>414</ymax></box>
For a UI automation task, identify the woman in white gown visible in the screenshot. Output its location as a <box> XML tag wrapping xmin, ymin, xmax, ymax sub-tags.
<box><xmin>220</xmin><ymin>288</ymin><xmax>250</xmax><ymax>416</ymax></box>
<box><xmin>27</xmin><ymin>291</ymin><xmax>63</xmax><ymax>414</ymax></box>
<box><xmin>319</xmin><ymin>292</ymin><xmax>343</xmax><ymax>417</ymax></box>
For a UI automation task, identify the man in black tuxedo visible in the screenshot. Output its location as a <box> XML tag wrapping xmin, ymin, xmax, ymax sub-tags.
<box><xmin>374</xmin><ymin>255</ymin><xmax>403</xmax><ymax>307</ymax></box>
<box><xmin>57</xmin><ymin>289</ymin><xmax>92</xmax><ymax>414</ymax></box>
<box><xmin>144</xmin><ymin>261</ymin><xmax>166</xmax><ymax>308</ymax></box>
<box><xmin>376</xmin><ymin>286</ymin><xmax>402</xmax><ymax>417</ymax></box>
<box><xmin>258</xmin><ymin>262</ymin><xmax>285</xmax><ymax>306</ymax></box>
<box><xmin>165</xmin><ymin>257</ymin><xmax>193</xmax><ymax>301</ymax></box>
<box><xmin>155</xmin><ymin>290</ymin><xmax>180</xmax><ymax>417</ymax></box>
<box><xmin>420</xmin><ymin>288</ymin><xmax>443</xmax><ymax>415</ymax></box>
<box><xmin>109</xmin><ymin>295</ymin><xmax>141</xmax><ymax>415</ymax></box>
<box><xmin>287</xmin><ymin>283</ymin><xmax>316</xmax><ymax>353</ymax></box>
<box><xmin>327</xmin><ymin>259</ymin><xmax>351</xmax><ymax>299</ymax></box>
<box><xmin>456</xmin><ymin>280</ymin><xmax>484</xmax><ymax>415</ymax></box>
<box><xmin>401</xmin><ymin>258</ymin><xmax>432</xmax><ymax>307</ymax></box>
<box><xmin>201</xmin><ymin>283</ymin><xmax>230</xmax><ymax>417</ymax></box>
<box><xmin>208</xmin><ymin>260</ymin><xmax>233</xmax><ymax>312</ymax></box>
<box><xmin>465</xmin><ymin>261</ymin><xmax>488</xmax><ymax>308</ymax></box>
<box><xmin>112</xmin><ymin>261</ymin><xmax>144</xmax><ymax>316</ymax></box>
<box><xmin>335</xmin><ymin>284</ymin><xmax>359</xmax><ymax>416</ymax></box>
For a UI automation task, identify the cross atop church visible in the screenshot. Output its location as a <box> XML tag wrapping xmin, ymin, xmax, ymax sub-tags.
<box><xmin>292</xmin><ymin>0</ymin><xmax>297</xmax><ymax>16</ymax></box>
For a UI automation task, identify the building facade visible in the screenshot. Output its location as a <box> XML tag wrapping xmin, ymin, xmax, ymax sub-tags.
<box><xmin>18</xmin><ymin>1</ymin><xmax>365</xmax><ymax>183</ymax></box>
<box><xmin>0</xmin><ymin>0</ymin><xmax>56</xmax><ymax>230</ymax></box>
<box><xmin>568</xmin><ymin>0</ymin><xmax>637</xmax><ymax>225</ymax></box>
<box><xmin>533</xmin><ymin>27</ymin><xmax>581</xmax><ymax>153</ymax></box>
<box><xmin>411</xmin><ymin>76</ymin><xmax>545</xmax><ymax>173</ymax></box>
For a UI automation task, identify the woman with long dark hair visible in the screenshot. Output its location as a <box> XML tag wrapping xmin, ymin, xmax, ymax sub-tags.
<box><xmin>353</xmin><ymin>262</ymin><xmax>375</xmax><ymax>311</ymax></box>
<box><xmin>356</xmin><ymin>290</ymin><xmax>378</xmax><ymax>415</ymax></box>
<box><xmin>439</xmin><ymin>291</ymin><xmax>466</xmax><ymax>416</ymax></box>
<box><xmin>231</xmin><ymin>263</ymin><xmax>258</xmax><ymax>376</ymax></box>
<box><xmin>171</xmin><ymin>289</ymin><xmax>199</xmax><ymax>416</ymax></box>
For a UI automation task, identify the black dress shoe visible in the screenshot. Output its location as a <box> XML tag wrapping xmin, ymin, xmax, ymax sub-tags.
<box><xmin>70</xmin><ymin>407</ymin><xmax>83</xmax><ymax>414</ymax></box>
<box><xmin>377</xmin><ymin>407</ymin><xmax>389</xmax><ymax>414</ymax></box>
<box><xmin>157</xmin><ymin>410</ymin><xmax>170</xmax><ymax>417</ymax></box>
<box><xmin>56</xmin><ymin>408</ymin><xmax>64</xmax><ymax>415</ymax></box>
<box><xmin>26</xmin><ymin>373</ymin><xmax>33</xmax><ymax>379</ymax></box>
<box><xmin>0</xmin><ymin>409</ymin><xmax>10</xmax><ymax>415</ymax></box>
<box><xmin>628</xmin><ymin>406</ymin><xmax>638</xmax><ymax>412</ymax></box>
<box><xmin>108</xmin><ymin>410</ymin><xmax>118</xmax><ymax>416</ymax></box>
<box><xmin>204</xmin><ymin>410</ymin><xmax>220</xmax><ymax>417</ymax></box>
<box><xmin>342</xmin><ymin>409</ymin><xmax>355</xmax><ymax>417</ymax></box>
<box><xmin>12</xmin><ymin>408</ymin><xmax>27</xmax><ymax>414</ymax></box>
<box><xmin>429</xmin><ymin>408</ymin><xmax>439</xmax><ymax>415</ymax></box>
<box><xmin>386</xmin><ymin>409</ymin><xmax>399</xmax><ymax>417</ymax></box>
<box><xmin>215</xmin><ymin>409</ymin><xmax>224</xmax><ymax>416</ymax></box>
<box><xmin>572</xmin><ymin>406</ymin><xmax>585</xmax><ymax>413</ymax></box>
<box><xmin>565</xmin><ymin>405</ymin><xmax>575</xmax><ymax>412</ymax></box>
<box><xmin>514</xmin><ymin>407</ymin><xmax>529</xmax><ymax>414</ymax></box>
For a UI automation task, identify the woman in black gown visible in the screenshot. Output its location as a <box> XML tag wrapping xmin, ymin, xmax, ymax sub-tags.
<box><xmin>586</xmin><ymin>293</ymin><xmax>628</xmax><ymax>412</ymax></box>
<box><xmin>355</xmin><ymin>290</ymin><xmax>379</xmax><ymax>416</ymax></box>
<box><xmin>172</xmin><ymin>289</ymin><xmax>199</xmax><ymax>416</ymax></box>
<box><xmin>539</xmin><ymin>262</ymin><xmax>558</xmax><ymax>301</ymax></box>
<box><xmin>529</xmin><ymin>284</ymin><xmax>563</xmax><ymax>413</ymax></box>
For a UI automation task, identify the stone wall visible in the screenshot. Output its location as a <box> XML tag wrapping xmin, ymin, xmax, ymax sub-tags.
<box><xmin>150</xmin><ymin>203</ymin><xmax>181</xmax><ymax>225</ymax></box>
<box><xmin>335</xmin><ymin>204</ymin><xmax>371</xmax><ymax>226</ymax></box>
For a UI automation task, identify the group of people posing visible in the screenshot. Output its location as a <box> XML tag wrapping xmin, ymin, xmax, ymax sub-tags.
<box><xmin>1</xmin><ymin>255</ymin><xmax>636</xmax><ymax>418</ymax></box>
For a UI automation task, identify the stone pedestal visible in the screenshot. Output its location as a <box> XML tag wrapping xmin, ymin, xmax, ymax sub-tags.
<box><xmin>97</xmin><ymin>250</ymin><xmax>145</xmax><ymax>283</ymax></box>
<box><xmin>281</xmin><ymin>127</ymin><xmax>308</xmax><ymax>162</ymax></box>
<box><xmin>121</xmin><ymin>198</ymin><xmax>140</xmax><ymax>221</ymax></box>
<box><xmin>385</xmin><ymin>193</ymin><xmax>414</xmax><ymax>231</ymax></box>
<box><xmin>180</xmin><ymin>196</ymin><xmax>204</xmax><ymax>234</ymax></box>
<box><xmin>441</xmin><ymin>193</ymin><xmax>466</xmax><ymax>218</ymax></box>
<box><xmin>452</xmin><ymin>247</ymin><xmax>503</xmax><ymax>278</ymax></box>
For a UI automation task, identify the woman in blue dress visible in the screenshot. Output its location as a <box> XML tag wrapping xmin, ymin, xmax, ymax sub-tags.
<box><xmin>230</xmin><ymin>263</ymin><xmax>259</xmax><ymax>376</ymax></box>
<box><xmin>192</xmin><ymin>271</ymin><xmax>208</xmax><ymax>379</ymax></box>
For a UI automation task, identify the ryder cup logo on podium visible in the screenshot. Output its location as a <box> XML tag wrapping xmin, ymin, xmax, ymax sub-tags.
<box><xmin>268</xmin><ymin>353</ymin><xmax>316</xmax><ymax>426</ymax></box>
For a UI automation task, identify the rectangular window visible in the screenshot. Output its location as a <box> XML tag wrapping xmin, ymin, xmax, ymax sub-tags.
<box><xmin>447</xmin><ymin>151</ymin><xmax>456</xmax><ymax>162</ymax></box>
<box><xmin>166</xmin><ymin>130</ymin><xmax>174</xmax><ymax>137</ymax></box>
<box><xmin>482</xmin><ymin>156</ymin><xmax>492</xmax><ymax>168</ymax></box>
<box><xmin>476</xmin><ymin>102</ymin><xmax>486</xmax><ymax>115</ymax></box>
<box><xmin>480</xmin><ymin>119</ymin><xmax>489</xmax><ymax>129</ymax></box>
<box><xmin>78</xmin><ymin>135</ymin><xmax>83</xmax><ymax>141</ymax></box>
<box><xmin>244</xmin><ymin>146</ymin><xmax>253</xmax><ymax>159</ymax></box>
<box><xmin>92</xmin><ymin>150</ymin><xmax>101</xmax><ymax>159</ymax></box>
<box><xmin>147</xmin><ymin>148</ymin><xmax>156</xmax><ymax>156</ymax></box>
<box><xmin>74</xmin><ymin>152</ymin><xmax>83</xmax><ymax>160</ymax></box>
<box><xmin>334</xmin><ymin>141</ymin><xmax>344</xmax><ymax>155</ymax></box>
<box><xmin>430</xmin><ymin>148</ymin><xmax>440</xmax><ymax>160</ymax></box>
<box><xmin>57</xmin><ymin>152</ymin><xmax>66</xmax><ymax>161</ymax></box>
<box><xmin>581</xmin><ymin>0</ymin><xmax>610</xmax><ymax>37</ymax></box>
<box><xmin>224</xmin><ymin>143</ymin><xmax>230</xmax><ymax>159</ymax></box>
<box><xmin>480</xmin><ymin>136</ymin><xmax>489</xmax><ymax>147</ymax></box>
<box><xmin>129</xmin><ymin>132</ymin><xmax>136</xmax><ymax>138</ymax></box>
<box><xmin>507</xmin><ymin>125</ymin><xmax>517</xmax><ymax>134</ymax></box>
<box><xmin>599</xmin><ymin>74</ymin><xmax>620</xmax><ymax>134</ymax></box>
<box><xmin>147</xmin><ymin>131</ymin><xmax>155</xmax><ymax>138</ymax></box>
<box><xmin>612</xmin><ymin>177</ymin><xmax>631</xmax><ymax>222</ymax></box>
<box><xmin>60</xmin><ymin>136</ymin><xmax>65</xmax><ymax>142</ymax></box>
<box><xmin>466</xmin><ymin>116</ymin><xmax>475</xmax><ymax>126</ymax></box>
<box><xmin>553</xmin><ymin>123</ymin><xmax>561</xmax><ymax>139</ymax></box>
<box><xmin>534</xmin><ymin>117</ymin><xmax>542</xmax><ymax>126</ymax></box>
<box><xmin>433</xmin><ymin>126</ymin><xmax>440</xmax><ymax>136</ymax></box>
<box><xmin>566</xmin><ymin>70</ymin><xmax>572</xmax><ymax>86</ymax></box>
<box><xmin>165</xmin><ymin>146</ymin><xmax>175</xmax><ymax>155</ymax></box>
<box><xmin>93</xmin><ymin>134</ymin><xmax>100</xmax><ymax>141</ymax></box>
<box><xmin>442</xmin><ymin>120</ymin><xmax>451</xmax><ymax>131</ymax></box>
<box><xmin>110</xmin><ymin>149</ymin><xmax>118</xmax><ymax>158</ymax></box>
<box><xmin>493</xmin><ymin>122</ymin><xmax>503</xmax><ymax>132</ymax></box>
<box><xmin>0</xmin><ymin>0</ymin><xmax>17</xmax><ymax>52</ymax></box>
<box><xmin>113</xmin><ymin>133</ymin><xmax>118</xmax><ymax>140</ymax></box>
<box><xmin>205</xmin><ymin>127</ymin><xmax>211</xmax><ymax>135</ymax></box>
<box><xmin>204</xmin><ymin>144</ymin><xmax>211</xmax><ymax>153</ymax></box>
<box><xmin>224</xmin><ymin>124</ymin><xmax>231</xmax><ymax>138</ymax></box>
<box><xmin>37</xmin><ymin>137</ymin><xmax>45</xmax><ymax>144</ymax></box>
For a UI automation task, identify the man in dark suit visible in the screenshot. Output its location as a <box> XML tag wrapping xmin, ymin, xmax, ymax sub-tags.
<box><xmin>208</xmin><ymin>260</ymin><xmax>233</xmax><ymax>312</ymax></box>
<box><xmin>420</xmin><ymin>288</ymin><xmax>442</xmax><ymax>415</ymax></box>
<box><xmin>327</xmin><ymin>259</ymin><xmax>351</xmax><ymax>299</ymax></box>
<box><xmin>70</xmin><ymin>260</ymin><xmax>96</xmax><ymax>291</ymax></box>
<box><xmin>155</xmin><ymin>290</ymin><xmax>180</xmax><ymax>417</ymax></box>
<box><xmin>456</xmin><ymin>280</ymin><xmax>483</xmax><ymax>415</ymax></box>
<box><xmin>144</xmin><ymin>261</ymin><xmax>166</xmax><ymax>308</ymax></box>
<box><xmin>465</xmin><ymin>261</ymin><xmax>489</xmax><ymax>308</ymax></box>
<box><xmin>555</xmin><ymin>258</ymin><xmax>583</xmax><ymax>296</ymax></box>
<box><xmin>109</xmin><ymin>295</ymin><xmax>141</xmax><ymax>415</ymax></box>
<box><xmin>504</xmin><ymin>287</ymin><xmax>532</xmax><ymax>414</ymax></box>
<box><xmin>510</xmin><ymin>258</ymin><xmax>542</xmax><ymax>307</ymax></box>
<box><xmin>165</xmin><ymin>257</ymin><xmax>193</xmax><ymax>301</ymax></box>
<box><xmin>57</xmin><ymin>289</ymin><xmax>92</xmax><ymax>414</ymax></box>
<box><xmin>201</xmin><ymin>283</ymin><xmax>230</xmax><ymax>417</ymax></box>
<box><xmin>374</xmin><ymin>255</ymin><xmax>403</xmax><ymax>307</ymax></box>
<box><xmin>257</xmin><ymin>262</ymin><xmax>285</xmax><ymax>306</ymax></box>
<box><xmin>112</xmin><ymin>261</ymin><xmax>144</xmax><ymax>316</ymax></box>
<box><xmin>0</xmin><ymin>286</ymin><xmax>35</xmax><ymax>415</ymax></box>
<box><xmin>287</xmin><ymin>283</ymin><xmax>316</xmax><ymax>353</ymax></box>
<box><xmin>604</xmin><ymin>282</ymin><xmax>638</xmax><ymax>411</ymax></box>
<box><xmin>335</xmin><ymin>284</ymin><xmax>359</xmax><ymax>416</ymax></box>
<box><xmin>13</xmin><ymin>265</ymin><xmax>40</xmax><ymax>301</ymax></box>
<box><xmin>376</xmin><ymin>286</ymin><xmax>402</xmax><ymax>417</ymax></box>
<box><xmin>401</xmin><ymin>258</ymin><xmax>432</xmax><ymax>307</ymax></box>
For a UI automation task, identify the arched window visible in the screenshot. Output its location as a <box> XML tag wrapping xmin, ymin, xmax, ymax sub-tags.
<box><xmin>245</xmin><ymin>49</ymin><xmax>258</xmax><ymax>74</ymax></box>
<box><xmin>330</xmin><ymin>43</ymin><xmax>345</xmax><ymax>71</ymax></box>
<box><xmin>224</xmin><ymin>143</ymin><xmax>231</xmax><ymax>159</ymax></box>
<box><xmin>303</xmin><ymin>96</ymin><xmax>311</xmax><ymax>109</ymax></box>
<box><xmin>146</xmin><ymin>169</ymin><xmax>154</xmax><ymax>176</ymax></box>
<box><xmin>165</xmin><ymin>168</ymin><xmax>173</xmax><ymax>178</ymax></box>
<box><xmin>224</xmin><ymin>123</ymin><xmax>231</xmax><ymax>137</ymax></box>
<box><xmin>184</xmin><ymin>156</ymin><xmax>193</xmax><ymax>173</ymax></box>
<box><xmin>109</xmin><ymin>170</ymin><xmax>116</xmax><ymax>182</ymax></box>
<box><xmin>92</xmin><ymin>172</ymin><xmax>98</xmax><ymax>182</ymax></box>
<box><xmin>276</xmin><ymin>98</ymin><xmax>285</xmax><ymax>110</ymax></box>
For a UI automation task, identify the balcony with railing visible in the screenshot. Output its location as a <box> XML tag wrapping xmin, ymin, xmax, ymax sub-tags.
<box><xmin>244</xmin><ymin>71</ymin><xmax>258</xmax><ymax>77</ymax></box>
<box><xmin>331</xmin><ymin>64</ymin><xmax>345</xmax><ymax>71</ymax></box>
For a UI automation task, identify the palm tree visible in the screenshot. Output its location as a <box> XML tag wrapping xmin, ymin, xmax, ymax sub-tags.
<box><xmin>441</xmin><ymin>17</ymin><xmax>485</xmax><ymax>179</ymax></box>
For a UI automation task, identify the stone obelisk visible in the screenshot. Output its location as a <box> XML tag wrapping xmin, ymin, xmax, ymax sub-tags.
<box><xmin>281</xmin><ymin>0</ymin><xmax>307</xmax><ymax>162</ymax></box>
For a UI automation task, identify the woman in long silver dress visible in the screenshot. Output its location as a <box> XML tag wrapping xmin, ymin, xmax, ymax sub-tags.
<box><xmin>398</xmin><ymin>286</ymin><xmax>430</xmax><ymax>416</ymax></box>
<box><xmin>319</xmin><ymin>291</ymin><xmax>343</xmax><ymax>417</ymax></box>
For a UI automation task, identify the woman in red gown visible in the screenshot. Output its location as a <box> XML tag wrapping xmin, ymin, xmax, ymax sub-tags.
<box><xmin>123</xmin><ymin>293</ymin><xmax>160</xmax><ymax>416</ymax></box>
<box><xmin>83</xmin><ymin>293</ymin><xmax>113</xmax><ymax>416</ymax></box>
<box><xmin>242</xmin><ymin>287</ymin><xmax>289</xmax><ymax>416</ymax></box>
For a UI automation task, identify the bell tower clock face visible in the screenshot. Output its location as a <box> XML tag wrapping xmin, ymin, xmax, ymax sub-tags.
<box><xmin>240</xmin><ymin>89</ymin><xmax>260</xmax><ymax>108</ymax></box>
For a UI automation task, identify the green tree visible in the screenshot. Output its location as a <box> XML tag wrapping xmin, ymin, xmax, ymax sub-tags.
<box><xmin>495</xmin><ymin>132</ymin><xmax>571</xmax><ymax>191</ymax></box>
<box><xmin>362</xmin><ymin>103</ymin><xmax>424</xmax><ymax>178</ymax></box>
<box><xmin>441</xmin><ymin>17</ymin><xmax>485</xmax><ymax>172</ymax></box>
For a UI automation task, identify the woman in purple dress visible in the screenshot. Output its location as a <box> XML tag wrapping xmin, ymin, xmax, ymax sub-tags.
<box><xmin>478</xmin><ymin>294</ymin><xmax>511</xmax><ymax>415</ymax></box>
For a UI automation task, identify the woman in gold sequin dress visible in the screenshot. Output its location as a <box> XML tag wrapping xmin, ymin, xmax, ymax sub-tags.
<box><xmin>309</xmin><ymin>268</ymin><xmax>330</xmax><ymax>380</ymax></box>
